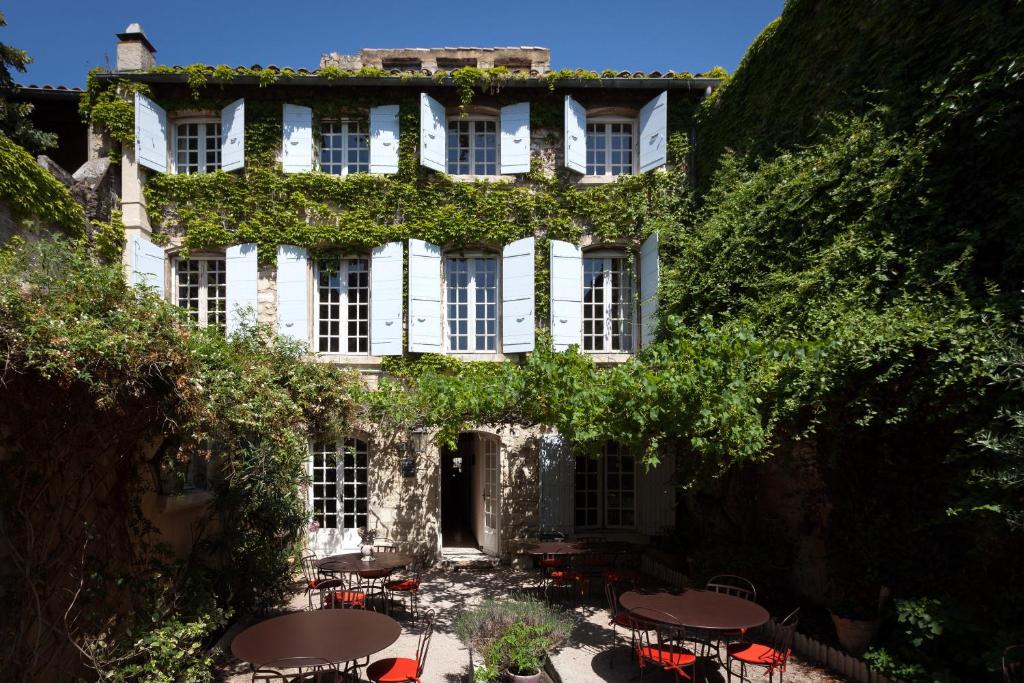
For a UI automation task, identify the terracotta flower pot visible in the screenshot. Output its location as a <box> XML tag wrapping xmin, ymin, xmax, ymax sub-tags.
<box><xmin>830</xmin><ymin>611</ymin><xmax>880</xmax><ymax>656</ymax></box>
<box><xmin>505</xmin><ymin>671</ymin><xmax>541</xmax><ymax>683</ymax></box>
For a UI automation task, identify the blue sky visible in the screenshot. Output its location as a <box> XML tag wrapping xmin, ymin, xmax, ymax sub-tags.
<box><xmin>4</xmin><ymin>0</ymin><xmax>783</xmax><ymax>88</ymax></box>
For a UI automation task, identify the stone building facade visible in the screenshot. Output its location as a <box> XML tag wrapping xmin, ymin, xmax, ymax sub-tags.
<box><xmin>102</xmin><ymin>25</ymin><xmax>720</xmax><ymax>563</ymax></box>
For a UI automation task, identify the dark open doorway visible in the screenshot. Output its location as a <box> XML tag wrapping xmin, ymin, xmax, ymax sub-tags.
<box><xmin>441</xmin><ymin>433</ymin><xmax>477</xmax><ymax>548</ymax></box>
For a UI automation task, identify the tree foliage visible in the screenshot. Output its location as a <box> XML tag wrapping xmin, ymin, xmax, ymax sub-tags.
<box><xmin>0</xmin><ymin>11</ymin><xmax>57</xmax><ymax>152</ymax></box>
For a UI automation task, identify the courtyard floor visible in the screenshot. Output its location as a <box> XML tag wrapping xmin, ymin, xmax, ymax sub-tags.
<box><xmin>216</xmin><ymin>567</ymin><xmax>845</xmax><ymax>683</ymax></box>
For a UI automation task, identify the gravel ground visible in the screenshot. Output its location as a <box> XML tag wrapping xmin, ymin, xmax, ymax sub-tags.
<box><xmin>216</xmin><ymin>567</ymin><xmax>846</xmax><ymax>683</ymax></box>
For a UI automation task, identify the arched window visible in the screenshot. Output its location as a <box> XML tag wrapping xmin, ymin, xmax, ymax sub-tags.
<box><xmin>315</xmin><ymin>256</ymin><xmax>371</xmax><ymax>354</ymax></box>
<box><xmin>319</xmin><ymin>118</ymin><xmax>370</xmax><ymax>175</ymax></box>
<box><xmin>172</xmin><ymin>117</ymin><xmax>221</xmax><ymax>174</ymax></box>
<box><xmin>582</xmin><ymin>249</ymin><xmax>635</xmax><ymax>352</ymax></box>
<box><xmin>444</xmin><ymin>250</ymin><xmax>500</xmax><ymax>352</ymax></box>
<box><xmin>575</xmin><ymin>441</ymin><xmax>636</xmax><ymax>529</ymax></box>
<box><xmin>310</xmin><ymin>436</ymin><xmax>369</xmax><ymax>530</ymax></box>
<box><xmin>446</xmin><ymin>110</ymin><xmax>499</xmax><ymax>176</ymax></box>
<box><xmin>171</xmin><ymin>252</ymin><xmax>226</xmax><ymax>331</ymax></box>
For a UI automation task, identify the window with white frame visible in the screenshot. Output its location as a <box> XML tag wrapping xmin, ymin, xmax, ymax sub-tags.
<box><xmin>445</xmin><ymin>255</ymin><xmax>499</xmax><ymax>352</ymax></box>
<box><xmin>447</xmin><ymin>117</ymin><xmax>498</xmax><ymax>176</ymax></box>
<box><xmin>174</xmin><ymin>256</ymin><xmax>226</xmax><ymax>331</ymax></box>
<box><xmin>574</xmin><ymin>441</ymin><xmax>636</xmax><ymax>529</ymax></box>
<box><xmin>310</xmin><ymin>436</ymin><xmax>369</xmax><ymax>530</ymax></box>
<box><xmin>320</xmin><ymin>120</ymin><xmax>370</xmax><ymax>175</ymax></box>
<box><xmin>586</xmin><ymin>119</ymin><xmax>635</xmax><ymax>176</ymax></box>
<box><xmin>316</xmin><ymin>257</ymin><xmax>370</xmax><ymax>354</ymax></box>
<box><xmin>174</xmin><ymin>120</ymin><xmax>221</xmax><ymax>174</ymax></box>
<box><xmin>582</xmin><ymin>252</ymin><xmax>635</xmax><ymax>352</ymax></box>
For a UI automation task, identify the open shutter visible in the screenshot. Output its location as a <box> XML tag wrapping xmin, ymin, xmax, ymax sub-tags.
<box><xmin>130</xmin><ymin>234</ymin><xmax>165</xmax><ymax>291</ymax></box>
<box><xmin>408</xmin><ymin>238</ymin><xmax>442</xmax><ymax>352</ymax></box>
<box><xmin>225</xmin><ymin>243</ymin><xmax>257</xmax><ymax>334</ymax></box>
<box><xmin>419</xmin><ymin>93</ymin><xmax>446</xmax><ymax>172</ymax></box>
<box><xmin>639</xmin><ymin>232</ymin><xmax>659</xmax><ymax>347</ymax></box>
<box><xmin>277</xmin><ymin>245</ymin><xmax>309</xmax><ymax>347</ymax></box>
<box><xmin>502</xmin><ymin>237</ymin><xmax>535</xmax><ymax>353</ymax></box>
<box><xmin>221</xmin><ymin>98</ymin><xmax>245</xmax><ymax>172</ymax></box>
<box><xmin>539</xmin><ymin>434</ymin><xmax>575</xmax><ymax>536</ymax></box>
<box><xmin>369</xmin><ymin>105</ymin><xmax>400</xmax><ymax>174</ymax></box>
<box><xmin>638</xmin><ymin>91</ymin><xmax>668</xmax><ymax>173</ymax></box>
<box><xmin>563</xmin><ymin>95</ymin><xmax>586</xmax><ymax>174</ymax></box>
<box><xmin>549</xmin><ymin>240</ymin><xmax>582</xmax><ymax>351</ymax></box>
<box><xmin>499</xmin><ymin>102</ymin><xmax>530</xmax><ymax>174</ymax></box>
<box><xmin>282</xmin><ymin>104</ymin><xmax>313</xmax><ymax>173</ymax></box>
<box><xmin>134</xmin><ymin>92</ymin><xmax>167</xmax><ymax>173</ymax></box>
<box><xmin>638</xmin><ymin>454</ymin><xmax>676</xmax><ymax>534</ymax></box>
<box><xmin>370</xmin><ymin>241</ymin><xmax>403</xmax><ymax>356</ymax></box>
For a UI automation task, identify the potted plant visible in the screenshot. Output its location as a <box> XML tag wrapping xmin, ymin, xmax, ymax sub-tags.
<box><xmin>360</xmin><ymin>527</ymin><xmax>377</xmax><ymax>562</ymax></box>
<box><xmin>829</xmin><ymin>583</ymin><xmax>890</xmax><ymax>655</ymax></box>
<box><xmin>455</xmin><ymin>596</ymin><xmax>573</xmax><ymax>682</ymax></box>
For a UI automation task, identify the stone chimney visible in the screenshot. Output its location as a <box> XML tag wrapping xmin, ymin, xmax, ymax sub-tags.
<box><xmin>116</xmin><ymin>23</ymin><xmax>156</xmax><ymax>71</ymax></box>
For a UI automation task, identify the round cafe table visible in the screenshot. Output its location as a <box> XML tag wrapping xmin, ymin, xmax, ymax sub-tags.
<box><xmin>231</xmin><ymin>609</ymin><xmax>401</xmax><ymax>669</ymax></box>
<box><xmin>524</xmin><ymin>541</ymin><xmax>588</xmax><ymax>556</ymax></box>
<box><xmin>619</xmin><ymin>589</ymin><xmax>770</xmax><ymax>631</ymax></box>
<box><xmin>316</xmin><ymin>551</ymin><xmax>413</xmax><ymax>574</ymax></box>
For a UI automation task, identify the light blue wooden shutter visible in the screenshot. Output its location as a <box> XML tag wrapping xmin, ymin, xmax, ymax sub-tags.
<box><xmin>282</xmin><ymin>104</ymin><xmax>313</xmax><ymax>173</ymax></box>
<box><xmin>220</xmin><ymin>98</ymin><xmax>245</xmax><ymax>172</ymax></box>
<box><xmin>130</xmin><ymin>234</ymin><xmax>165</xmax><ymax>291</ymax></box>
<box><xmin>502</xmin><ymin>237</ymin><xmax>534</xmax><ymax>353</ymax></box>
<box><xmin>563</xmin><ymin>95</ymin><xmax>586</xmax><ymax>174</ymax></box>
<box><xmin>539</xmin><ymin>434</ymin><xmax>575</xmax><ymax>535</ymax></box>
<box><xmin>419</xmin><ymin>93</ymin><xmax>446</xmax><ymax>172</ymax></box>
<box><xmin>549</xmin><ymin>240</ymin><xmax>582</xmax><ymax>351</ymax></box>
<box><xmin>640</xmin><ymin>232</ymin><xmax>659</xmax><ymax>347</ymax></box>
<box><xmin>277</xmin><ymin>245</ymin><xmax>309</xmax><ymax>347</ymax></box>
<box><xmin>370</xmin><ymin>241</ymin><xmax>403</xmax><ymax>356</ymax></box>
<box><xmin>638</xmin><ymin>455</ymin><xmax>676</xmax><ymax>534</ymax></box>
<box><xmin>638</xmin><ymin>91</ymin><xmax>668</xmax><ymax>173</ymax></box>
<box><xmin>134</xmin><ymin>93</ymin><xmax>167</xmax><ymax>173</ymax></box>
<box><xmin>369</xmin><ymin>105</ymin><xmax>400</xmax><ymax>174</ymax></box>
<box><xmin>225</xmin><ymin>243</ymin><xmax>257</xmax><ymax>334</ymax></box>
<box><xmin>408</xmin><ymin>238</ymin><xmax>442</xmax><ymax>352</ymax></box>
<box><xmin>499</xmin><ymin>102</ymin><xmax>530</xmax><ymax>174</ymax></box>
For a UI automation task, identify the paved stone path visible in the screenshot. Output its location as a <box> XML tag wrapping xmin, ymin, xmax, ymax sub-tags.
<box><xmin>216</xmin><ymin>567</ymin><xmax>845</xmax><ymax>682</ymax></box>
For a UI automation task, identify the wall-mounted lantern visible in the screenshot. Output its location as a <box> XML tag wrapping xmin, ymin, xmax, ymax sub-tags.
<box><xmin>401</xmin><ymin>427</ymin><xmax>428</xmax><ymax>478</ymax></box>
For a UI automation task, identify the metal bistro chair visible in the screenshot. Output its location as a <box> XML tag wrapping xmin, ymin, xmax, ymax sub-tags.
<box><xmin>1005</xmin><ymin>644</ymin><xmax>1024</xmax><ymax>683</ymax></box>
<box><xmin>385</xmin><ymin>555</ymin><xmax>423</xmax><ymax>622</ymax></box>
<box><xmin>605</xmin><ymin>580</ymin><xmax>652</xmax><ymax>668</ymax></box>
<box><xmin>704</xmin><ymin>574</ymin><xmax>758</xmax><ymax>659</ymax></box>
<box><xmin>366</xmin><ymin>609</ymin><xmax>436</xmax><ymax>683</ymax></box>
<box><xmin>252</xmin><ymin>656</ymin><xmax>339</xmax><ymax>682</ymax></box>
<box><xmin>630</xmin><ymin>606</ymin><xmax>697</xmax><ymax>682</ymax></box>
<box><xmin>725</xmin><ymin>608</ymin><xmax>799</xmax><ymax>683</ymax></box>
<box><xmin>311</xmin><ymin>576</ymin><xmax>367</xmax><ymax>611</ymax></box>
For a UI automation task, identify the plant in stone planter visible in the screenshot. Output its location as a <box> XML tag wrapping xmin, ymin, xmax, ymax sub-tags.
<box><xmin>455</xmin><ymin>595</ymin><xmax>573</xmax><ymax>682</ymax></box>
<box><xmin>359</xmin><ymin>527</ymin><xmax>377</xmax><ymax>561</ymax></box>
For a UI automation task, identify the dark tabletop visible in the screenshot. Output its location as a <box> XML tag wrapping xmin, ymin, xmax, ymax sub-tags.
<box><xmin>524</xmin><ymin>541</ymin><xmax>589</xmax><ymax>556</ymax></box>
<box><xmin>619</xmin><ymin>589</ymin><xmax>770</xmax><ymax>631</ymax></box>
<box><xmin>230</xmin><ymin>609</ymin><xmax>401</xmax><ymax>667</ymax></box>
<box><xmin>316</xmin><ymin>551</ymin><xmax>413</xmax><ymax>574</ymax></box>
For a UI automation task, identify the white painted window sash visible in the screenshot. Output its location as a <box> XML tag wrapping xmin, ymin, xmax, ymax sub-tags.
<box><xmin>446</xmin><ymin>115</ymin><xmax>499</xmax><ymax>176</ymax></box>
<box><xmin>573</xmin><ymin>443</ymin><xmax>637</xmax><ymax>530</ymax></box>
<box><xmin>173</xmin><ymin>256</ymin><xmax>226</xmax><ymax>331</ymax></box>
<box><xmin>582</xmin><ymin>253</ymin><xmax>635</xmax><ymax>353</ymax></box>
<box><xmin>444</xmin><ymin>254</ymin><xmax>500</xmax><ymax>353</ymax></box>
<box><xmin>319</xmin><ymin>119</ymin><xmax>370</xmax><ymax>176</ymax></box>
<box><xmin>316</xmin><ymin>257</ymin><xmax>370</xmax><ymax>355</ymax></box>
<box><xmin>585</xmin><ymin>116</ymin><xmax>637</xmax><ymax>178</ymax></box>
<box><xmin>172</xmin><ymin>119</ymin><xmax>222</xmax><ymax>174</ymax></box>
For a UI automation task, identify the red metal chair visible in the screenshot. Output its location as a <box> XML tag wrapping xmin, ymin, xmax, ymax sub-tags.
<box><xmin>705</xmin><ymin>574</ymin><xmax>758</xmax><ymax>660</ymax></box>
<box><xmin>366</xmin><ymin>609</ymin><xmax>435</xmax><ymax>683</ymax></box>
<box><xmin>311</xmin><ymin>577</ymin><xmax>367</xmax><ymax>610</ymax></box>
<box><xmin>300</xmin><ymin>551</ymin><xmax>320</xmax><ymax>595</ymax></box>
<box><xmin>385</xmin><ymin>557</ymin><xmax>423</xmax><ymax>621</ymax></box>
<box><xmin>726</xmin><ymin>608</ymin><xmax>799</xmax><ymax>683</ymax></box>
<box><xmin>630</xmin><ymin>606</ymin><xmax>697</xmax><ymax>681</ymax></box>
<box><xmin>605</xmin><ymin>580</ymin><xmax>652</xmax><ymax>668</ymax></box>
<box><xmin>251</xmin><ymin>656</ymin><xmax>339</xmax><ymax>682</ymax></box>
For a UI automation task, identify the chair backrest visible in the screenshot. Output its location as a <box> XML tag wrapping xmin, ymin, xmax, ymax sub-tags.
<box><xmin>252</xmin><ymin>656</ymin><xmax>335</xmax><ymax>681</ymax></box>
<box><xmin>706</xmin><ymin>574</ymin><xmax>757</xmax><ymax>603</ymax></box>
<box><xmin>373</xmin><ymin>537</ymin><xmax>395</xmax><ymax>553</ymax></box>
<box><xmin>630</xmin><ymin>606</ymin><xmax>686</xmax><ymax>654</ymax></box>
<box><xmin>1005</xmin><ymin>644</ymin><xmax>1024</xmax><ymax>683</ymax></box>
<box><xmin>604</xmin><ymin>579</ymin><xmax>621</xmax><ymax>615</ymax></box>
<box><xmin>768</xmin><ymin>608</ymin><xmax>800</xmax><ymax>669</ymax></box>
<box><xmin>414</xmin><ymin>609</ymin><xmax>436</xmax><ymax>676</ymax></box>
<box><xmin>300</xmin><ymin>551</ymin><xmax>318</xmax><ymax>585</ymax></box>
<box><xmin>312</xmin><ymin>577</ymin><xmax>358</xmax><ymax>609</ymax></box>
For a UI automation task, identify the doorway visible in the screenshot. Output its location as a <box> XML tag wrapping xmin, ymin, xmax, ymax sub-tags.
<box><xmin>441</xmin><ymin>433</ymin><xmax>477</xmax><ymax>548</ymax></box>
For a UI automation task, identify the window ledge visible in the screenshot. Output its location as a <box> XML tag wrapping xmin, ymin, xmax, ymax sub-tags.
<box><xmin>445</xmin><ymin>352</ymin><xmax>509</xmax><ymax>362</ymax></box>
<box><xmin>587</xmin><ymin>352</ymin><xmax>634</xmax><ymax>365</ymax></box>
<box><xmin>448</xmin><ymin>175</ymin><xmax>514</xmax><ymax>184</ymax></box>
<box><xmin>156</xmin><ymin>490</ymin><xmax>213</xmax><ymax>514</ymax></box>
<box><xmin>315</xmin><ymin>354</ymin><xmax>383</xmax><ymax>366</ymax></box>
<box><xmin>578</xmin><ymin>175</ymin><xmax>632</xmax><ymax>185</ymax></box>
